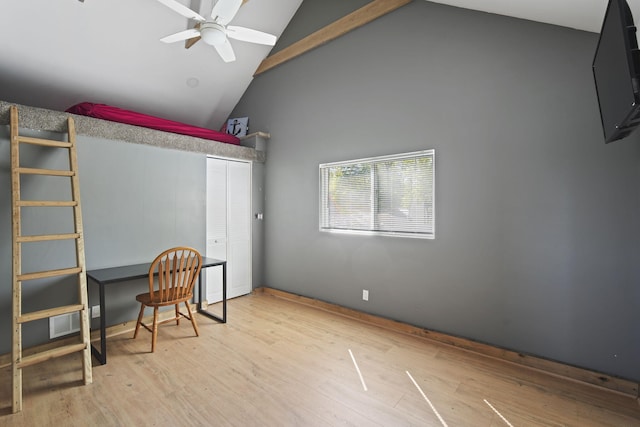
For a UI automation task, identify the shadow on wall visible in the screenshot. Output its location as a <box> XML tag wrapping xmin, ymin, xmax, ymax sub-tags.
<box><xmin>1</xmin><ymin>127</ymin><xmax>12</xmax><ymax>355</ymax></box>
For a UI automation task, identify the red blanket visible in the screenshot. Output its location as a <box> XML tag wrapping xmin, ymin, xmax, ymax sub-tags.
<box><xmin>66</xmin><ymin>102</ymin><xmax>240</xmax><ymax>145</ymax></box>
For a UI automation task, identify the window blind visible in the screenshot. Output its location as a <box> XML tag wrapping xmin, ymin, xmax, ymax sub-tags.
<box><xmin>320</xmin><ymin>150</ymin><xmax>435</xmax><ymax>239</ymax></box>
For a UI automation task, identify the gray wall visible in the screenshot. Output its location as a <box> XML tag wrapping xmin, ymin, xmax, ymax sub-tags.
<box><xmin>231</xmin><ymin>2</ymin><xmax>640</xmax><ymax>380</ymax></box>
<box><xmin>0</xmin><ymin>129</ymin><xmax>206</xmax><ymax>353</ymax></box>
<box><xmin>270</xmin><ymin>0</ymin><xmax>370</xmax><ymax>55</ymax></box>
<box><xmin>252</xmin><ymin>160</ymin><xmax>266</xmax><ymax>290</ymax></box>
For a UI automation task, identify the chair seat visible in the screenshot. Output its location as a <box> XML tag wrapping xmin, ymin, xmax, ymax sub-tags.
<box><xmin>135</xmin><ymin>291</ymin><xmax>193</xmax><ymax>307</ymax></box>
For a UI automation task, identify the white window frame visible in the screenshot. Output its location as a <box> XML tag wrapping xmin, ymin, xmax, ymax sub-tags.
<box><xmin>319</xmin><ymin>150</ymin><xmax>435</xmax><ymax>239</ymax></box>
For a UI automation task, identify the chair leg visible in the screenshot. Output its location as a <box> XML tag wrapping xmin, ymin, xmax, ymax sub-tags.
<box><xmin>133</xmin><ymin>304</ymin><xmax>145</xmax><ymax>339</ymax></box>
<box><xmin>184</xmin><ymin>301</ymin><xmax>200</xmax><ymax>337</ymax></box>
<box><xmin>151</xmin><ymin>307</ymin><xmax>159</xmax><ymax>353</ymax></box>
<box><xmin>175</xmin><ymin>304</ymin><xmax>180</xmax><ymax>325</ymax></box>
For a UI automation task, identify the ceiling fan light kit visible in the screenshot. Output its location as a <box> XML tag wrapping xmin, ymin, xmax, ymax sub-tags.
<box><xmin>156</xmin><ymin>0</ymin><xmax>277</xmax><ymax>62</ymax></box>
<box><xmin>200</xmin><ymin>22</ymin><xmax>227</xmax><ymax>46</ymax></box>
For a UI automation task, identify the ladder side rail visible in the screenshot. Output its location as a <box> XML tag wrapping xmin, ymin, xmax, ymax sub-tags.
<box><xmin>10</xmin><ymin>106</ymin><xmax>23</xmax><ymax>413</ymax></box>
<box><xmin>67</xmin><ymin>116</ymin><xmax>93</xmax><ymax>385</ymax></box>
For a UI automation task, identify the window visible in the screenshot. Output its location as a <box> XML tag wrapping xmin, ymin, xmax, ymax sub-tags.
<box><xmin>319</xmin><ymin>150</ymin><xmax>435</xmax><ymax>239</ymax></box>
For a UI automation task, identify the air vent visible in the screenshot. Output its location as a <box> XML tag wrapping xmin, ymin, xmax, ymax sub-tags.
<box><xmin>49</xmin><ymin>312</ymin><xmax>80</xmax><ymax>339</ymax></box>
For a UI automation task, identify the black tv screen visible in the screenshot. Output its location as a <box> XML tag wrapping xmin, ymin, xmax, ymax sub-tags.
<box><xmin>593</xmin><ymin>0</ymin><xmax>640</xmax><ymax>143</ymax></box>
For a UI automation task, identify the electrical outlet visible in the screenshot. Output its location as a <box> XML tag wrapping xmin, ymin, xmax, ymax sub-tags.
<box><xmin>362</xmin><ymin>289</ymin><xmax>369</xmax><ymax>301</ymax></box>
<box><xmin>92</xmin><ymin>305</ymin><xmax>101</xmax><ymax>318</ymax></box>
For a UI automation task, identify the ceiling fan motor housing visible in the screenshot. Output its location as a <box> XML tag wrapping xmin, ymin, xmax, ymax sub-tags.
<box><xmin>200</xmin><ymin>22</ymin><xmax>227</xmax><ymax>46</ymax></box>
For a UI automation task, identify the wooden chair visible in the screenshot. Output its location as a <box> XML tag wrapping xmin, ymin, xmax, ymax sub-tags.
<box><xmin>133</xmin><ymin>247</ymin><xmax>203</xmax><ymax>352</ymax></box>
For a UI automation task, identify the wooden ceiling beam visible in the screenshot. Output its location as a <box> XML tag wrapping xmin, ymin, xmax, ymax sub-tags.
<box><xmin>254</xmin><ymin>0</ymin><xmax>413</xmax><ymax>76</ymax></box>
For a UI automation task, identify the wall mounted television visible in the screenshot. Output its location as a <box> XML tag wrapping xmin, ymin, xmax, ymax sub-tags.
<box><xmin>593</xmin><ymin>0</ymin><xmax>640</xmax><ymax>143</ymax></box>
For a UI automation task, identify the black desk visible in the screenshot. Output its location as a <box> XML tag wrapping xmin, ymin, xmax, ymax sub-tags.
<box><xmin>87</xmin><ymin>257</ymin><xmax>226</xmax><ymax>365</ymax></box>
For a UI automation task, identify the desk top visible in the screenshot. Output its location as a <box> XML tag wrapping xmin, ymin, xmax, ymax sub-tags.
<box><xmin>87</xmin><ymin>257</ymin><xmax>226</xmax><ymax>284</ymax></box>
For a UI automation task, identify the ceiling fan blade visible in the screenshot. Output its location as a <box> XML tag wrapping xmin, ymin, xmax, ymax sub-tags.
<box><xmin>210</xmin><ymin>0</ymin><xmax>243</xmax><ymax>25</ymax></box>
<box><xmin>185</xmin><ymin>22</ymin><xmax>202</xmax><ymax>49</ymax></box>
<box><xmin>156</xmin><ymin>0</ymin><xmax>206</xmax><ymax>22</ymax></box>
<box><xmin>226</xmin><ymin>26</ymin><xmax>276</xmax><ymax>46</ymax></box>
<box><xmin>160</xmin><ymin>28</ymin><xmax>201</xmax><ymax>43</ymax></box>
<box><xmin>185</xmin><ymin>36</ymin><xmax>201</xmax><ymax>49</ymax></box>
<box><xmin>214</xmin><ymin>38</ymin><xmax>236</xmax><ymax>62</ymax></box>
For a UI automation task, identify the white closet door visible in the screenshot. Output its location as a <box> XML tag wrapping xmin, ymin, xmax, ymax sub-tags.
<box><xmin>227</xmin><ymin>160</ymin><xmax>252</xmax><ymax>298</ymax></box>
<box><xmin>206</xmin><ymin>158</ymin><xmax>227</xmax><ymax>303</ymax></box>
<box><xmin>206</xmin><ymin>157</ymin><xmax>252</xmax><ymax>302</ymax></box>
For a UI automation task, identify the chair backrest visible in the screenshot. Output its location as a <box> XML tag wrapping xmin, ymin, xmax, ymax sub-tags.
<box><xmin>148</xmin><ymin>247</ymin><xmax>203</xmax><ymax>303</ymax></box>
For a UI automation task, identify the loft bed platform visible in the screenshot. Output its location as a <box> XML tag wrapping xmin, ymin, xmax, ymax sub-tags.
<box><xmin>0</xmin><ymin>101</ymin><xmax>265</xmax><ymax>163</ymax></box>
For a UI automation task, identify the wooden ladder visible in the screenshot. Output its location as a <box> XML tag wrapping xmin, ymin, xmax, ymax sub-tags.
<box><xmin>10</xmin><ymin>105</ymin><xmax>92</xmax><ymax>413</ymax></box>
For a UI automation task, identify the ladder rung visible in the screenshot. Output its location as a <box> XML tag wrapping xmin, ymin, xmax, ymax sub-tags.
<box><xmin>16</xmin><ymin>167</ymin><xmax>74</xmax><ymax>177</ymax></box>
<box><xmin>18</xmin><ymin>267</ymin><xmax>83</xmax><ymax>281</ymax></box>
<box><xmin>18</xmin><ymin>343</ymin><xmax>87</xmax><ymax>369</ymax></box>
<box><xmin>18</xmin><ymin>136</ymin><xmax>72</xmax><ymax>148</ymax></box>
<box><xmin>17</xmin><ymin>233</ymin><xmax>80</xmax><ymax>243</ymax></box>
<box><xmin>18</xmin><ymin>304</ymin><xmax>85</xmax><ymax>324</ymax></box>
<box><xmin>17</xmin><ymin>200</ymin><xmax>77</xmax><ymax>207</ymax></box>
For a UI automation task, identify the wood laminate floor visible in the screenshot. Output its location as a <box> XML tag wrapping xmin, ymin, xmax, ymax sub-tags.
<box><xmin>1</xmin><ymin>292</ymin><xmax>639</xmax><ymax>426</ymax></box>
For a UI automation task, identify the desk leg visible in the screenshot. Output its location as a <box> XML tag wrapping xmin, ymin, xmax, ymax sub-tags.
<box><xmin>222</xmin><ymin>262</ymin><xmax>227</xmax><ymax>323</ymax></box>
<box><xmin>90</xmin><ymin>281</ymin><xmax>107</xmax><ymax>365</ymax></box>
<box><xmin>197</xmin><ymin>269</ymin><xmax>203</xmax><ymax>311</ymax></box>
<box><xmin>197</xmin><ymin>263</ymin><xmax>227</xmax><ymax>323</ymax></box>
<box><xmin>222</xmin><ymin>262</ymin><xmax>227</xmax><ymax>322</ymax></box>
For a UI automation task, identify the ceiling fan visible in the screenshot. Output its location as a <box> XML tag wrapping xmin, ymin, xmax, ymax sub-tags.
<box><xmin>156</xmin><ymin>0</ymin><xmax>277</xmax><ymax>62</ymax></box>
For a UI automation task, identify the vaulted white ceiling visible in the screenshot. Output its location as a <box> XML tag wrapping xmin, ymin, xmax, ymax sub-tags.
<box><xmin>0</xmin><ymin>0</ymin><xmax>633</xmax><ymax>130</ymax></box>
<box><xmin>0</xmin><ymin>0</ymin><xmax>303</xmax><ymax>129</ymax></box>
<box><xmin>432</xmin><ymin>0</ymin><xmax>622</xmax><ymax>33</ymax></box>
